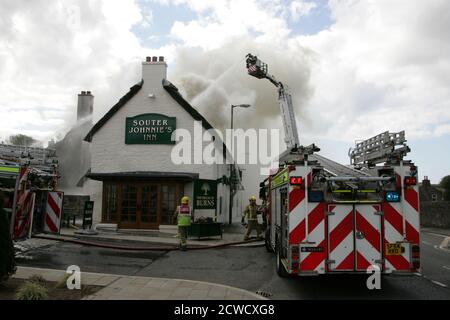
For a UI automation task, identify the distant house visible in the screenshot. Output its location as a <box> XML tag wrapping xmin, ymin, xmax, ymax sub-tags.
<box><xmin>419</xmin><ymin>176</ymin><xmax>445</xmax><ymax>202</ymax></box>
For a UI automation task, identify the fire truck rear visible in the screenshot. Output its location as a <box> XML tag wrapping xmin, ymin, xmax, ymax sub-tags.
<box><xmin>262</xmin><ymin>131</ymin><xmax>421</xmax><ymax>276</ymax></box>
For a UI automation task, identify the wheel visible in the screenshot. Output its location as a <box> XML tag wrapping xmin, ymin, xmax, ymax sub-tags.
<box><xmin>276</xmin><ymin>239</ymin><xmax>290</xmax><ymax>278</ymax></box>
<box><xmin>265</xmin><ymin>228</ymin><xmax>273</xmax><ymax>253</ymax></box>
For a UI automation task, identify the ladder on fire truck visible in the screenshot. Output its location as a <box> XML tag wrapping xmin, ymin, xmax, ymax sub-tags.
<box><xmin>349</xmin><ymin>130</ymin><xmax>410</xmax><ymax>167</ymax></box>
<box><xmin>0</xmin><ymin>143</ymin><xmax>58</xmax><ymax>172</ymax></box>
<box><xmin>245</xmin><ymin>54</ymin><xmax>411</xmax><ymax>178</ymax></box>
<box><xmin>246</xmin><ymin>53</ymin><xmax>300</xmax><ymax>150</ymax></box>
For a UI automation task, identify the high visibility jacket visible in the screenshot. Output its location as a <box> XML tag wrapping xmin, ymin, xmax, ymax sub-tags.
<box><xmin>177</xmin><ymin>205</ymin><xmax>192</xmax><ymax>227</ymax></box>
<box><xmin>243</xmin><ymin>204</ymin><xmax>258</xmax><ymax>221</ymax></box>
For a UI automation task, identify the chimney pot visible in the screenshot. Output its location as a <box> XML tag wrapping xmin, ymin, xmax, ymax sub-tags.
<box><xmin>87</xmin><ymin>91</ymin><xmax>91</xmax><ymax>95</ymax></box>
<box><xmin>152</xmin><ymin>56</ymin><xmax>157</xmax><ymax>62</ymax></box>
<box><xmin>159</xmin><ymin>56</ymin><xmax>164</xmax><ymax>62</ymax></box>
<box><xmin>146</xmin><ymin>56</ymin><xmax>151</xmax><ymax>62</ymax></box>
<box><xmin>81</xmin><ymin>91</ymin><xmax>86</xmax><ymax>95</ymax></box>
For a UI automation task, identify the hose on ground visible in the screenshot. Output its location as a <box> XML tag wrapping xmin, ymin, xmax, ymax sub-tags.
<box><xmin>31</xmin><ymin>235</ymin><xmax>265</xmax><ymax>251</ymax></box>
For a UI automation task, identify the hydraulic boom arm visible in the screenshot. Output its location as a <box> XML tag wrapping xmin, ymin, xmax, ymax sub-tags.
<box><xmin>246</xmin><ymin>53</ymin><xmax>300</xmax><ymax>150</ymax></box>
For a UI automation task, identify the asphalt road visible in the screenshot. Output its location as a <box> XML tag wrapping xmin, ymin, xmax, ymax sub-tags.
<box><xmin>16</xmin><ymin>230</ymin><xmax>450</xmax><ymax>300</ymax></box>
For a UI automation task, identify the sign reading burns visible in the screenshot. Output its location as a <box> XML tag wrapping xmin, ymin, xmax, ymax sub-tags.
<box><xmin>194</xmin><ymin>179</ymin><xmax>218</xmax><ymax>210</ymax></box>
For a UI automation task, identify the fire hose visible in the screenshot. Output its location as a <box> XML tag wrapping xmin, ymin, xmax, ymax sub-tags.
<box><xmin>31</xmin><ymin>234</ymin><xmax>264</xmax><ymax>252</ymax></box>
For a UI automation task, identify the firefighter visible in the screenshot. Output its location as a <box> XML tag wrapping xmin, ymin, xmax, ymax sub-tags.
<box><xmin>173</xmin><ymin>196</ymin><xmax>192</xmax><ymax>251</ymax></box>
<box><xmin>242</xmin><ymin>196</ymin><xmax>262</xmax><ymax>240</ymax></box>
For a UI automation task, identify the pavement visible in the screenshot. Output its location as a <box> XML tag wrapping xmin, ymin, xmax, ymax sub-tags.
<box><xmin>34</xmin><ymin>223</ymin><xmax>265</xmax><ymax>248</ymax></box>
<box><xmin>13</xmin><ymin>266</ymin><xmax>266</xmax><ymax>300</ymax></box>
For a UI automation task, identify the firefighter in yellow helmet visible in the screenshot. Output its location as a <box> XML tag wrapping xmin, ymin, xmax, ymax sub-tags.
<box><xmin>242</xmin><ymin>196</ymin><xmax>262</xmax><ymax>240</ymax></box>
<box><xmin>173</xmin><ymin>196</ymin><xmax>192</xmax><ymax>251</ymax></box>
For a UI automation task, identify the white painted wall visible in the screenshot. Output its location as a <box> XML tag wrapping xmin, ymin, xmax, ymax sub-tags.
<box><xmin>89</xmin><ymin>60</ymin><xmax>242</xmax><ymax>226</ymax></box>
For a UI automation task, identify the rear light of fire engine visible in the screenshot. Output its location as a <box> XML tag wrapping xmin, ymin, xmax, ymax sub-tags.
<box><xmin>385</xmin><ymin>191</ymin><xmax>400</xmax><ymax>202</ymax></box>
<box><xmin>412</xmin><ymin>245</ymin><xmax>420</xmax><ymax>270</ymax></box>
<box><xmin>290</xmin><ymin>176</ymin><xmax>303</xmax><ymax>186</ymax></box>
<box><xmin>291</xmin><ymin>247</ymin><xmax>300</xmax><ymax>271</ymax></box>
<box><xmin>404</xmin><ymin>176</ymin><xmax>417</xmax><ymax>186</ymax></box>
<box><xmin>291</xmin><ymin>246</ymin><xmax>300</xmax><ymax>260</ymax></box>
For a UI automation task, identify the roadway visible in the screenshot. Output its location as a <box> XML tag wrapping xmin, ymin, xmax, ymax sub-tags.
<box><xmin>15</xmin><ymin>229</ymin><xmax>450</xmax><ymax>300</ymax></box>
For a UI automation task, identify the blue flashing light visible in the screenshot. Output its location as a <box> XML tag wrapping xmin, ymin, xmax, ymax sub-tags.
<box><xmin>386</xmin><ymin>191</ymin><xmax>400</xmax><ymax>202</ymax></box>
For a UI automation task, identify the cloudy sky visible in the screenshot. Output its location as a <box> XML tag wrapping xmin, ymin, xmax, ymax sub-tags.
<box><xmin>1</xmin><ymin>0</ymin><xmax>450</xmax><ymax>183</ymax></box>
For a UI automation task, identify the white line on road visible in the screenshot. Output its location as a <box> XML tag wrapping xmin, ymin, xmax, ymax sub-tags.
<box><xmin>431</xmin><ymin>280</ymin><xmax>448</xmax><ymax>288</ymax></box>
<box><xmin>442</xmin><ymin>266</ymin><xmax>450</xmax><ymax>271</ymax></box>
<box><xmin>426</xmin><ymin>232</ymin><xmax>448</xmax><ymax>238</ymax></box>
<box><xmin>439</xmin><ymin>237</ymin><xmax>450</xmax><ymax>250</ymax></box>
<box><xmin>422</xmin><ymin>240</ymin><xmax>432</xmax><ymax>245</ymax></box>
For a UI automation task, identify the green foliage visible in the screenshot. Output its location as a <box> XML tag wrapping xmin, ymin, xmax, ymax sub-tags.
<box><xmin>29</xmin><ymin>274</ymin><xmax>47</xmax><ymax>287</ymax></box>
<box><xmin>16</xmin><ymin>281</ymin><xmax>49</xmax><ymax>300</ymax></box>
<box><xmin>55</xmin><ymin>273</ymin><xmax>72</xmax><ymax>289</ymax></box>
<box><xmin>440</xmin><ymin>175</ymin><xmax>450</xmax><ymax>189</ymax></box>
<box><xmin>7</xmin><ymin>134</ymin><xmax>37</xmax><ymax>147</ymax></box>
<box><xmin>439</xmin><ymin>175</ymin><xmax>450</xmax><ymax>200</ymax></box>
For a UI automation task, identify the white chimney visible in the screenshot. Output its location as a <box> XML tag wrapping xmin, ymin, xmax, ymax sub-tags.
<box><xmin>77</xmin><ymin>91</ymin><xmax>94</xmax><ymax>122</ymax></box>
<box><xmin>142</xmin><ymin>56</ymin><xmax>167</xmax><ymax>90</ymax></box>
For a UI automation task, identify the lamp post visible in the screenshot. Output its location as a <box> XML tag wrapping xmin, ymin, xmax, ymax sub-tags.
<box><xmin>229</xmin><ymin>104</ymin><xmax>251</xmax><ymax>225</ymax></box>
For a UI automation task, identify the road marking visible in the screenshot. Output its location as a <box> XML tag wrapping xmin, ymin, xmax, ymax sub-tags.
<box><xmin>431</xmin><ymin>280</ymin><xmax>448</xmax><ymax>288</ymax></box>
<box><xmin>442</xmin><ymin>266</ymin><xmax>450</xmax><ymax>271</ymax></box>
<box><xmin>439</xmin><ymin>237</ymin><xmax>450</xmax><ymax>250</ymax></box>
<box><xmin>426</xmin><ymin>232</ymin><xmax>448</xmax><ymax>238</ymax></box>
<box><xmin>421</xmin><ymin>240</ymin><xmax>432</xmax><ymax>246</ymax></box>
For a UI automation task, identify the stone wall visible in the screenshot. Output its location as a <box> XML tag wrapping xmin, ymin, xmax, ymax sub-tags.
<box><xmin>420</xmin><ymin>201</ymin><xmax>450</xmax><ymax>228</ymax></box>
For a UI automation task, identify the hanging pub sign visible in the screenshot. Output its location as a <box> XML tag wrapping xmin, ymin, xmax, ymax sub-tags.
<box><xmin>193</xmin><ymin>179</ymin><xmax>218</xmax><ymax>210</ymax></box>
<box><xmin>125</xmin><ymin>113</ymin><xmax>176</xmax><ymax>144</ymax></box>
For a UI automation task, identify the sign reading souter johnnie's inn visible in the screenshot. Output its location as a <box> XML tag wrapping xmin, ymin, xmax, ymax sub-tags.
<box><xmin>125</xmin><ymin>113</ymin><xmax>176</xmax><ymax>144</ymax></box>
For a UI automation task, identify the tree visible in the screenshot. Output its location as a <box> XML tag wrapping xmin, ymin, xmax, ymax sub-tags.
<box><xmin>439</xmin><ymin>175</ymin><xmax>450</xmax><ymax>201</ymax></box>
<box><xmin>7</xmin><ymin>134</ymin><xmax>37</xmax><ymax>147</ymax></box>
<box><xmin>0</xmin><ymin>192</ymin><xmax>16</xmax><ymax>283</ymax></box>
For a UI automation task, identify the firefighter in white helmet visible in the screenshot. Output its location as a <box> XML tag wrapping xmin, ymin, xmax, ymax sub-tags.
<box><xmin>173</xmin><ymin>196</ymin><xmax>192</xmax><ymax>251</ymax></box>
<box><xmin>242</xmin><ymin>196</ymin><xmax>262</xmax><ymax>240</ymax></box>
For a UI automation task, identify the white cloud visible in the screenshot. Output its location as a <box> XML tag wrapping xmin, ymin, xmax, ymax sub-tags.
<box><xmin>297</xmin><ymin>0</ymin><xmax>450</xmax><ymax>141</ymax></box>
<box><xmin>0</xmin><ymin>0</ymin><xmax>146</xmax><ymax>142</ymax></box>
<box><xmin>290</xmin><ymin>1</ymin><xmax>317</xmax><ymax>22</ymax></box>
<box><xmin>167</xmin><ymin>0</ymin><xmax>291</xmax><ymax>50</ymax></box>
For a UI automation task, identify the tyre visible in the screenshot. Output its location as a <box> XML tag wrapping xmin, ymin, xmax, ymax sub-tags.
<box><xmin>265</xmin><ymin>228</ymin><xmax>273</xmax><ymax>253</ymax></box>
<box><xmin>276</xmin><ymin>240</ymin><xmax>289</xmax><ymax>278</ymax></box>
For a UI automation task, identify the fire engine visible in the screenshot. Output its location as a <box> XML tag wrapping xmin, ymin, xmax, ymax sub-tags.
<box><xmin>246</xmin><ymin>54</ymin><xmax>420</xmax><ymax>276</ymax></box>
<box><xmin>0</xmin><ymin>143</ymin><xmax>62</xmax><ymax>240</ymax></box>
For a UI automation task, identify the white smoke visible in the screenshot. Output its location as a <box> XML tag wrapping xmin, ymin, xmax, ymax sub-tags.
<box><xmin>168</xmin><ymin>36</ymin><xmax>314</xmax><ymax>201</ymax></box>
<box><xmin>170</xmin><ymin>36</ymin><xmax>314</xmax><ymax>132</ymax></box>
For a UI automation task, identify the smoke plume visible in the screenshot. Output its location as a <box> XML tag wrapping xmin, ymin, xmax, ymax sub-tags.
<box><xmin>170</xmin><ymin>36</ymin><xmax>314</xmax><ymax>132</ymax></box>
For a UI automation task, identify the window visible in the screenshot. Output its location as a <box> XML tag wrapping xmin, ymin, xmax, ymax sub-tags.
<box><xmin>121</xmin><ymin>185</ymin><xmax>137</xmax><ymax>222</ymax></box>
<box><xmin>142</xmin><ymin>185</ymin><xmax>158</xmax><ymax>223</ymax></box>
<box><xmin>161</xmin><ymin>184</ymin><xmax>179</xmax><ymax>225</ymax></box>
<box><xmin>102</xmin><ymin>181</ymin><xmax>182</xmax><ymax>228</ymax></box>
<box><xmin>104</xmin><ymin>184</ymin><xmax>118</xmax><ymax>222</ymax></box>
